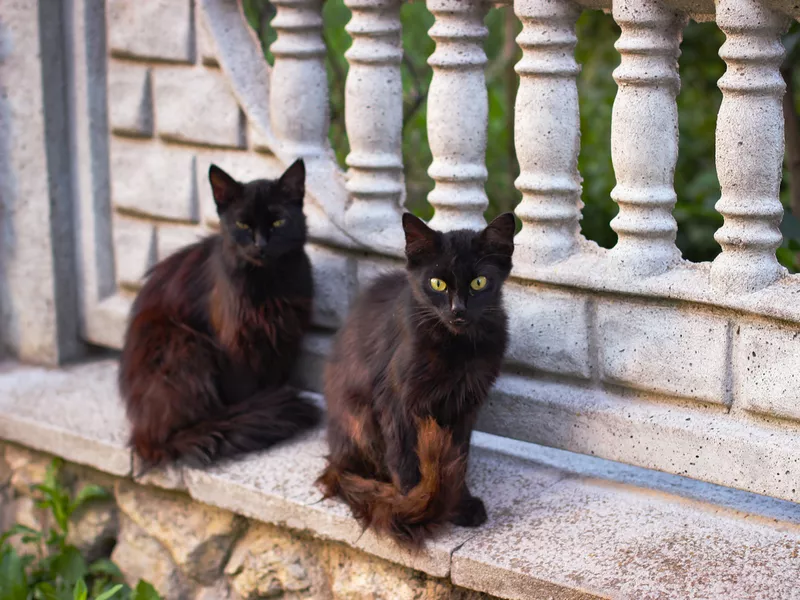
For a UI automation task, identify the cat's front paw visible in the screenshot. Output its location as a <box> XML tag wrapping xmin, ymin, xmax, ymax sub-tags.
<box><xmin>451</xmin><ymin>495</ymin><xmax>487</xmax><ymax>528</ymax></box>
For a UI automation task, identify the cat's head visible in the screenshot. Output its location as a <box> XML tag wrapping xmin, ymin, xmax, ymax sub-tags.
<box><xmin>209</xmin><ymin>159</ymin><xmax>307</xmax><ymax>266</ymax></box>
<box><xmin>402</xmin><ymin>213</ymin><xmax>515</xmax><ymax>336</ymax></box>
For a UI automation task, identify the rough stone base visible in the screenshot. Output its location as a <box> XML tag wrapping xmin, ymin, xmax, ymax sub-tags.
<box><xmin>0</xmin><ymin>443</ymin><xmax>498</xmax><ymax>600</ymax></box>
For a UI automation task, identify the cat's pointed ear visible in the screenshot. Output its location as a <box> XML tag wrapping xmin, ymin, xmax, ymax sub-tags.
<box><xmin>277</xmin><ymin>159</ymin><xmax>305</xmax><ymax>205</ymax></box>
<box><xmin>479</xmin><ymin>212</ymin><xmax>516</xmax><ymax>257</ymax></box>
<box><xmin>403</xmin><ymin>213</ymin><xmax>440</xmax><ymax>265</ymax></box>
<box><xmin>209</xmin><ymin>165</ymin><xmax>242</xmax><ymax>213</ymax></box>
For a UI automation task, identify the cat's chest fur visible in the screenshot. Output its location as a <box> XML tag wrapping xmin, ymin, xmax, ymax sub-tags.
<box><xmin>209</xmin><ymin>277</ymin><xmax>311</xmax><ymax>363</ymax></box>
<box><xmin>399</xmin><ymin>338</ymin><xmax>504</xmax><ymax>418</ymax></box>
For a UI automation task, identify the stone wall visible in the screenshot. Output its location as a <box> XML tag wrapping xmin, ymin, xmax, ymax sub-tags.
<box><xmin>0</xmin><ymin>442</ymin><xmax>498</xmax><ymax>600</ymax></box>
<box><xmin>3</xmin><ymin>0</ymin><xmax>800</xmax><ymax>515</ymax></box>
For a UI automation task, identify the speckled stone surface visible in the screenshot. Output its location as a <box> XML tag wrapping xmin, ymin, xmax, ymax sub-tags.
<box><xmin>2</xmin><ymin>359</ymin><xmax>800</xmax><ymax>600</ymax></box>
<box><xmin>0</xmin><ymin>359</ymin><xmax>130</xmax><ymax>476</ymax></box>
<box><xmin>452</xmin><ymin>448</ymin><xmax>800</xmax><ymax>600</ymax></box>
<box><xmin>183</xmin><ymin>428</ymin><xmax>494</xmax><ymax>579</ymax></box>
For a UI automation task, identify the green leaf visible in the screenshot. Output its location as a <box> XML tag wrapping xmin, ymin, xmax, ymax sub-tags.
<box><xmin>88</xmin><ymin>559</ymin><xmax>123</xmax><ymax>580</ymax></box>
<box><xmin>50</xmin><ymin>546</ymin><xmax>87</xmax><ymax>585</ymax></box>
<box><xmin>0</xmin><ymin>547</ymin><xmax>28</xmax><ymax>600</ymax></box>
<box><xmin>131</xmin><ymin>581</ymin><xmax>161</xmax><ymax>600</ymax></box>
<box><xmin>32</xmin><ymin>582</ymin><xmax>58</xmax><ymax>600</ymax></box>
<box><xmin>0</xmin><ymin>523</ymin><xmax>41</xmax><ymax>546</ymax></box>
<box><xmin>72</xmin><ymin>579</ymin><xmax>87</xmax><ymax>600</ymax></box>
<box><xmin>93</xmin><ymin>585</ymin><xmax>124</xmax><ymax>600</ymax></box>
<box><xmin>71</xmin><ymin>486</ymin><xmax>110</xmax><ymax>511</ymax></box>
<box><xmin>43</xmin><ymin>459</ymin><xmax>63</xmax><ymax>490</ymax></box>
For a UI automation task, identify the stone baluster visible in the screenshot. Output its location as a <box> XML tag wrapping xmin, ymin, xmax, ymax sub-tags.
<box><xmin>513</xmin><ymin>0</ymin><xmax>582</xmax><ymax>266</ymax></box>
<box><xmin>343</xmin><ymin>0</ymin><xmax>404</xmax><ymax>249</ymax></box>
<box><xmin>608</xmin><ymin>0</ymin><xmax>687</xmax><ymax>276</ymax></box>
<box><xmin>270</xmin><ymin>0</ymin><xmax>328</xmax><ymax>156</ymax></box>
<box><xmin>425</xmin><ymin>0</ymin><xmax>489</xmax><ymax>231</ymax></box>
<box><xmin>711</xmin><ymin>0</ymin><xmax>788</xmax><ymax>294</ymax></box>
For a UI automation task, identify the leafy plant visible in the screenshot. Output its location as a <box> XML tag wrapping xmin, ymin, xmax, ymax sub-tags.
<box><xmin>0</xmin><ymin>459</ymin><xmax>161</xmax><ymax>600</ymax></box>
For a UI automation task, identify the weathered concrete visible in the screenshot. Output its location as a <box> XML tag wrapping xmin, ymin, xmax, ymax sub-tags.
<box><xmin>108</xmin><ymin>61</ymin><xmax>153</xmax><ymax>137</ymax></box>
<box><xmin>504</xmin><ymin>282</ymin><xmax>591</xmax><ymax>379</ymax></box>
<box><xmin>733</xmin><ymin>320</ymin><xmax>800</xmax><ymax>422</ymax></box>
<box><xmin>110</xmin><ymin>138</ymin><xmax>199</xmax><ymax>222</ymax></box>
<box><xmin>0</xmin><ymin>360</ymin><xmax>130</xmax><ymax>476</ymax></box>
<box><xmin>453</xmin><ymin>476</ymin><xmax>800</xmax><ymax>600</ymax></box>
<box><xmin>112</xmin><ymin>215</ymin><xmax>156</xmax><ymax>287</ymax></box>
<box><xmin>596</xmin><ymin>301</ymin><xmax>729</xmax><ymax>403</ymax></box>
<box><xmin>108</xmin><ymin>0</ymin><xmax>194</xmax><ymax>63</ymax></box>
<box><xmin>153</xmin><ymin>66</ymin><xmax>244</xmax><ymax>148</ymax></box>
<box><xmin>0</xmin><ymin>0</ymin><xmax>81</xmax><ymax>365</ymax></box>
<box><xmin>306</xmin><ymin>244</ymin><xmax>357</xmax><ymax>330</ymax></box>
<box><xmin>2</xmin><ymin>360</ymin><xmax>800</xmax><ymax>599</ymax></box>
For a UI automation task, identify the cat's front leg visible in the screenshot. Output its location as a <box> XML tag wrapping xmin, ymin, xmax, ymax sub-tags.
<box><xmin>449</xmin><ymin>415</ymin><xmax>487</xmax><ymax>528</ymax></box>
<box><xmin>380</xmin><ymin>408</ymin><xmax>420</xmax><ymax>493</ymax></box>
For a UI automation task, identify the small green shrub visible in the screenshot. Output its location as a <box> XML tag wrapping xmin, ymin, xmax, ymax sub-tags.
<box><xmin>0</xmin><ymin>459</ymin><xmax>160</xmax><ymax>600</ymax></box>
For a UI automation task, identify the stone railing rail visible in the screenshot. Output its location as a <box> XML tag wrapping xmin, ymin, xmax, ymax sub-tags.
<box><xmin>2</xmin><ymin>0</ymin><xmax>800</xmax><ymax>520</ymax></box>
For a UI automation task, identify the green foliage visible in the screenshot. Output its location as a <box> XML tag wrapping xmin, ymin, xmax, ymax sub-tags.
<box><xmin>0</xmin><ymin>459</ymin><xmax>160</xmax><ymax>600</ymax></box>
<box><xmin>245</xmin><ymin>2</ymin><xmax>800</xmax><ymax>270</ymax></box>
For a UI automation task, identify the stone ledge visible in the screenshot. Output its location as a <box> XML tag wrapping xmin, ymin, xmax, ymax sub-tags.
<box><xmin>0</xmin><ymin>360</ymin><xmax>130</xmax><ymax>476</ymax></box>
<box><xmin>1</xmin><ymin>359</ymin><xmax>800</xmax><ymax>599</ymax></box>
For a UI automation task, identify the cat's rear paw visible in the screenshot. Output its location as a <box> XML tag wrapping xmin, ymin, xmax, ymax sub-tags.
<box><xmin>451</xmin><ymin>495</ymin><xmax>487</xmax><ymax>528</ymax></box>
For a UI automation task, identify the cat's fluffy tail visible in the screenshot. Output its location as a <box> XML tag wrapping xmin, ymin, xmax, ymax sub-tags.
<box><xmin>317</xmin><ymin>417</ymin><xmax>465</xmax><ymax>549</ymax></box>
<box><xmin>155</xmin><ymin>387</ymin><xmax>321</xmax><ymax>468</ymax></box>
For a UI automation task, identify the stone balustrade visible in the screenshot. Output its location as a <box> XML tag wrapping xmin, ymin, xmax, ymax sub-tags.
<box><xmin>3</xmin><ymin>0</ymin><xmax>800</xmax><ymax>524</ymax></box>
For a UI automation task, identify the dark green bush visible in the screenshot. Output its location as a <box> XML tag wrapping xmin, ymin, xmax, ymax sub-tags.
<box><xmin>0</xmin><ymin>459</ymin><xmax>160</xmax><ymax>600</ymax></box>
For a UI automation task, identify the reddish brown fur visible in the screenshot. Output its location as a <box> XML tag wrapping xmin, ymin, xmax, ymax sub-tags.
<box><xmin>119</xmin><ymin>161</ymin><xmax>318</xmax><ymax>468</ymax></box>
<box><xmin>318</xmin><ymin>418</ymin><xmax>465</xmax><ymax>548</ymax></box>
<box><xmin>318</xmin><ymin>213</ymin><xmax>515</xmax><ymax>549</ymax></box>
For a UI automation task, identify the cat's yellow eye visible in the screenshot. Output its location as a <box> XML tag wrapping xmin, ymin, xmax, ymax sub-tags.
<box><xmin>235</xmin><ymin>221</ymin><xmax>250</xmax><ymax>230</ymax></box>
<box><xmin>470</xmin><ymin>276</ymin><xmax>487</xmax><ymax>291</ymax></box>
<box><xmin>429</xmin><ymin>278</ymin><xmax>447</xmax><ymax>292</ymax></box>
<box><xmin>273</xmin><ymin>219</ymin><xmax>286</xmax><ymax>228</ymax></box>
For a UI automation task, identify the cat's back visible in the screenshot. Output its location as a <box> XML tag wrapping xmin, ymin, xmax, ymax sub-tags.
<box><xmin>329</xmin><ymin>270</ymin><xmax>407</xmax><ymax>368</ymax></box>
<box><xmin>130</xmin><ymin>235</ymin><xmax>217</xmax><ymax>318</ymax></box>
<box><xmin>351</xmin><ymin>270</ymin><xmax>408</xmax><ymax>336</ymax></box>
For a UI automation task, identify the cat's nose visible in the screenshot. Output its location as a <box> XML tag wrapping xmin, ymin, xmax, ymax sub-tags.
<box><xmin>450</xmin><ymin>298</ymin><xmax>466</xmax><ymax>318</ymax></box>
<box><xmin>255</xmin><ymin>234</ymin><xmax>269</xmax><ymax>254</ymax></box>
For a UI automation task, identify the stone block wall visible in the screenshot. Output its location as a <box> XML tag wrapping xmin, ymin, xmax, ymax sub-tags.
<box><xmin>105</xmin><ymin>0</ymin><xmax>279</xmax><ymax>294</ymax></box>
<box><xmin>0</xmin><ymin>442</ymin><xmax>497</xmax><ymax>600</ymax></box>
<box><xmin>4</xmin><ymin>0</ymin><xmax>800</xmax><ymax>510</ymax></box>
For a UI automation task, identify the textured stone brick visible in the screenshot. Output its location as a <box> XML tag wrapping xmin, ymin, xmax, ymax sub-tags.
<box><xmin>157</xmin><ymin>225</ymin><xmax>205</xmax><ymax>261</ymax></box>
<box><xmin>597</xmin><ymin>301</ymin><xmax>729</xmax><ymax>404</ymax></box>
<box><xmin>195</xmin><ymin>151</ymin><xmax>284</xmax><ymax>226</ymax></box>
<box><xmin>356</xmin><ymin>257</ymin><xmax>403</xmax><ymax>290</ymax></box>
<box><xmin>112</xmin><ymin>216</ymin><xmax>156</xmax><ymax>287</ymax></box>
<box><xmin>307</xmin><ymin>244</ymin><xmax>356</xmax><ymax>329</ymax></box>
<box><xmin>248</xmin><ymin>123</ymin><xmax>272</xmax><ymax>153</ymax></box>
<box><xmin>734</xmin><ymin>321</ymin><xmax>800</xmax><ymax>421</ymax></box>
<box><xmin>116</xmin><ymin>479</ymin><xmax>246</xmax><ymax>585</ymax></box>
<box><xmin>505</xmin><ymin>283</ymin><xmax>591</xmax><ymax>379</ymax></box>
<box><xmin>111</xmin><ymin>139</ymin><xmax>198</xmax><ymax>221</ymax></box>
<box><xmin>108</xmin><ymin>0</ymin><xmax>193</xmax><ymax>63</ymax></box>
<box><xmin>108</xmin><ymin>61</ymin><xmax>153</xmax><ymax>136</ymax></box>
<box><xmin>291</xmin><ymin>333</ymin><xmax>332</xmax><ymax>393</ymax></box>
<box><xmin>68</xmin><ymin>497</ymin><xmax>119</xmax><ymax>563</ymax></box>
<box><xmin>196</xmin><ymin>13</ymin><xmax>219</xmax><ymax>67</ymax></box>
<box><xmin>111</xmin><ymin>515</ymin><xmax>191</xmax><ymax>599</ymax></box>
<box><xmin>154</xmin><ymin>66</ymin><xmax>244</xmax><ymax>148</ymax></box>
<box><xmin>225</xmin><ymin>523</ymin><xmax>330</xmax><ymax>599</ymax></box>
<box><xmin>4</xmin><ymin>445</ymin><xmax>51</xmax><ymax>495</ymax></box>
<box><xmin>325</xmin><ymin>543</ymin><xmax>456</xmax><ymax>600</ymax></box>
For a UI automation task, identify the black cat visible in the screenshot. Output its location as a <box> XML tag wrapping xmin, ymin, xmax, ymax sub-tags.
<box><xmin>318</xmin><ymin>212</ymin><xmax>515</xmax><ymax>548</ymax></box>
<box><xmin>119</xmin><ymin>160</ymin><xmax>319</xmax><ymax>469</ymax></box>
